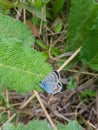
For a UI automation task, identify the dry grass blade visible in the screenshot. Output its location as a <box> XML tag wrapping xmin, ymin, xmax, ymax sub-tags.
<box><xmin>3</xmin><ymin>114</ymin><xmax>16</xmax><ymax>126</ymax></box>
<box><xmin>20</xmin><ymin>94</ymin><xmax>35</xmax><ymax>109</ymax></box>
<box><xmin>57</xmin><ymin>47</ymin><xmax>81</xmax><ymax>72</ymax></box>
<box><xmin>33</xmin><ymin>90</ymin><xmax>58</xmax><ymax>130</ymax></box>
<box><xmin>5</xmin><ymin>88</ymin><xmax>10</xmax><ymax>118</ymax></box>
<box><xmin>87</xmin><ymin>120</ymin><xmax>96</xmax><ymax>129</ymax></box>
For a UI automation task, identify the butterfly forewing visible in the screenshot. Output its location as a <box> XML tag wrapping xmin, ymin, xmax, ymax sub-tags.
<box><xmin>43</xmin><ymin>71</ymin><xmax>60</xmax><ymax>83</ymax></box>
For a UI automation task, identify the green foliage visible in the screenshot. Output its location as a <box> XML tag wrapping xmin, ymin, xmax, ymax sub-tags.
<box><xmin>64</xmin><ymin>121</ymin><xmax>82</xmax><ymax>130</ymax></box>
<box><xmin>67</xmin><ymin>77</ymin><xmax>77</xmax><ymax>90</ymax></box>
<box><xmin>31</xmin><ymin>0</ymin><xmax>50</xmax><ymax>9</ymax></box>
<box><xmin>36</xmin><ymin>39</ymin><xmax>47</xmax><ymax>50</ymax></box>
<box><xmin>53</xmin><ymin>0</ymin><xmax>66</xmax><ymax>15</ymax></box>
<box><xmin>66</xmin><ymin>0</ymin><xmax>98</xmax><ymax>71</ymax></box>
<box><xmin>2</xmin><ymin>120</ymin><xmax>82</xmax><ymax>130</ymax></box>
<box><xmin>81</xmin><ymin>12</ymin><xmax>98</xmax><ymax>70</ymax></box>
<box><xmin>51</xmin><ymin>47</ymin><xmax>61</xmax><ymax>57</ymax></box>
<box><xmin>2</xmin><ymin>120</ymin><xmax>52</xmax><ymax>130</ymax></box>
<box><xmin>26</xmin><ymin>120</ymin><xmax>52</xmax><ymax>130</ymax></box>
<box><xmin>0</xmin><ymin>0</ymin><xmax>14</xmax><ymax>14</ymax></box>
<box><xmin>0</xmin><ymin>13</ymin><xmax>35</xmax><ymax>49</ymax></box>
<box><xmin>0</xmin><ymin>113</ymin><xmax>7</xmax><ymax>124</ymax></box>
<box><xmin>53</xmin><ymin>19</ymin><xmax>63</xmax><ymax>33</ymax></box>
<box><xmin>66</xmin><ymin>0</ymin><xmax>94</xmax><ymax>50</ymax></box>
<box><xmin>21</xmin><ymin>3</ymin><xmax>46</xmax><ymax>21</ymax></box>
<box><xmin>80</xmin><ymin>90</ymin><xmax>96</xmax><ymax>98</ymax></box>
<box><xmin>0</xmin><ymin>0</ymin><xmax>48</xmax><ymax>21</ymax></box>
<box><xmin>0</xmin><ymin>41</ymin><xmax>51</xmax><ymax>93</ymax></box>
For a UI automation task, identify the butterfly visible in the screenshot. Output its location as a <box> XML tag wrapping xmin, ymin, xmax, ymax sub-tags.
<box><xmin>40</xmin><ymin>70</ymin><xmax>62</xmax><ymax>94</ymax></box>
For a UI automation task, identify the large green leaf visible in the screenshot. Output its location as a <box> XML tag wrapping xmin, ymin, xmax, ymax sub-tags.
<box><xmin>66</xmin><ymin>0</ymin><xmax>98</xmax><ymax>71</ymax></box>
<box><xmin>66</xmin><ymin>0</ymin><xmax>95</xmax><ymax>51</ymax></box>
<box><xmin>0</xmin><ymin>13</ymin><xmax>35</xmax><ymax>48</ymax></box>
<box><xmin>81</xmin><ymin>15</ymin><xmax>98</xmax><ymax>70</ymax></box>
<box><xmin>0</xmin><ymin>40</ymin><xmax>51</xmax><ymax>93</ymax></box>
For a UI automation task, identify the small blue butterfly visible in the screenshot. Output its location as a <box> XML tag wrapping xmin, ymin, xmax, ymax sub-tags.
<box><xmin>40</xmin><ymin>70</ymin><xmax>62</xmax><ymax>94</ymax></box>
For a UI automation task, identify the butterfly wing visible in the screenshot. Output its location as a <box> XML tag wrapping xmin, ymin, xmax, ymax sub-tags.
<box><xmin>52</xmin><ymin>82</ymin><xmax>62</xmax><ymax>94</ymax></box>
<box><xmin>40</xmin><ymin>82</ymin><xmax>57</xmax><ymax>94</ymax></box>
<box><xmin>40</xmin><ymin>81</ymin><xmax>62</xmax><ymax>94</ymax></box>
<box><xmin>43</xmin><ymin>71</ymin><xmax>60</xmax><ymax>83</ymax></box>
<box><xmin>40</xmin><ymin>70</ymin><xmax>62</xmax><ymax>94</ymax></box>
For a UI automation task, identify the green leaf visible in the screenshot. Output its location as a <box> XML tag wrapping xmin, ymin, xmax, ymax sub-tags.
<box><xmin>0</xmin><ymin>41</ymin><xmax>52</xmax><ymax>93</ymax></box>
<box><xmin>0</xmin><ymin>0</ymin><xmax>15</xmax><ymax>10</ymax></box>
<box><xmin>2</xmin><ymin>120</ymin><xmax>82</xmax><ymax>130</ymax></box>
<box><xmin>31</xmin><ymin>0</ymin><xmax>42</xmax><ymax>9</ymax></box>
<box><xmin>66</xmin><ymin>0</ymin><xmax>95</xmax><ymax>51</ymax></box>
<box><xmin>53</xmin><ymin>19</ymin><xmax>63</xmax><ymax>33</ymax></box>
<box><xmin>0</xmin><ymin>13</ymin><xmax>35</xmax><ymax>48</ymax></box>
<box><xmin>51</xmin><ymin>47</ymin><xmax>61</xmax><ymax>57</ymax></box>
<box><xmin>36</xmin><ymin>39</ymin><xmax>47</xmax><ymax>50</ymax></box>
<box><xmin>0</xmin><ymin>113</ymin><xmax>7</xmax><ymax>124</ymax></box>
<box><xmin>3</xmin><ymin>122</ymin><xmax>15</xmax><ymax>130</ymax></box>
<box><xmin>2</xmin><ymin>120</ymin><xmax>52</xmax><ymax>130</ymax></box>
<box><xmin>65</xmin><ymin>121</ymin><xmax>82</xmax><ymax>130</ymax></box>
<box><xmin>53</xmin><ymin>0</ymin><xmax>66</xmax><ymax>15</ymax></box>
<box><xmin>20</xmin><ymin>3</ymin><xmax>46</xmax><ymax>21</ymax></box>
<box><xmin>81</xmin><ymin>15</ymin><xmax>98</xmax><ymax>70</ymax></box>
<box><xmin>66</xmin><ymin>1</ymin><xmax>98</xmax><ymax>71</ymax></box>
<box><xmin>26</xmin><ymin>120</ymin><xmax>52</xmax><ymax>130</ymax></box>
<box><xmin>67</xmin><ymin>77</ymin><xmax>77</xmax><ymax>90</ymax></box>
<box><xmin>81</xmin><ymin>90</ymin><xmax>96</xmax><ymax>98</ymax></box>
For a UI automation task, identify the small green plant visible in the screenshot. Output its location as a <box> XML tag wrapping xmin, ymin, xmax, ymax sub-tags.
<box><xmin>67</xmin><ymin>77</ymin><xmax>77</xmax><ymax>90</ymax></box>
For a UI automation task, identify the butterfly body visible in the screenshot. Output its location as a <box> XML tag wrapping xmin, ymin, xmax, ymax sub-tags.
<box><xmin>40</xmin><ymin>71</ymin><xmax>62</xmax><ymax>94</ymax></box>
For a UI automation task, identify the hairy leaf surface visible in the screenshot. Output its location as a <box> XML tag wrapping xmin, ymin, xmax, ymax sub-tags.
<box><xmin>0</xmin><ymin>13</ymin><xmax>35</xmax><ymax>48</ymax></box>
<box><xmin>0</xmin><ymin>41</ymin><xmax>51</xmax><ymax>93</ymax></box>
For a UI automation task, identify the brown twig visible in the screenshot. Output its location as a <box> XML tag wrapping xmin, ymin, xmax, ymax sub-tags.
<box><xmin>87</xmin><ymin>120</ymin><xmax>96</xmax><ymax>129</ymax></box>
<box><xmin>68</xmin><ymin>69</ymin><xmax>98</xmax><ymax>77</ymax></box>
<box><xmin>33</xmin><ymin>90</ymin><xmax>57</xmax><ymax>130</ymax></box>
<box><xmin>20</xmin><ymin>94</ymin><xmax>35</xmax><ymax>109</ymax></box>
<box><xmin>5</xmin><ymin>88</ymin><xmax>10</xmax><ymax>118</ymax></box>
<box><xmin>57</xmin><ymin>47</ymin><xmax>81</xmax><ymax>72</ymax></box>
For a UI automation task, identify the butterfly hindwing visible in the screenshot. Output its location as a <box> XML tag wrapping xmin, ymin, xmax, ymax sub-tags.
<box><xmin>40</xmin><ymin>82</ymin><xmax>57</xmax><ymax>94</ymax></box>
<box><xmin>52</xmin><ymin>82</ymin><xmax>62</xmax><ymax>94</ymax></box>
